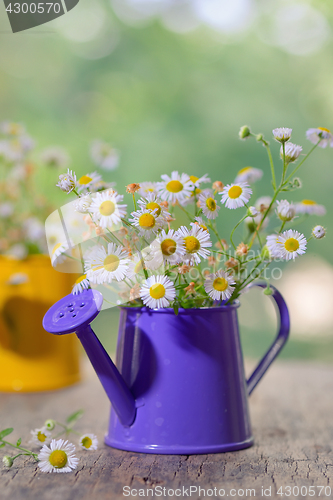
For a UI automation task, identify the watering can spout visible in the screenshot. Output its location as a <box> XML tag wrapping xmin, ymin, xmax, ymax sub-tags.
<box><xmin>42</xmin><ymin>289</ymin><xmax>136</xmax><ymax>427</ymax></box>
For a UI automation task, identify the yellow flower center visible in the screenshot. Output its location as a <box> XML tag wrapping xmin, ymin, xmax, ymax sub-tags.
<box><xmin>103</xmin><ymin>254</ymin><xmax>120</xmax><ymax>272</ymax></box>
<box><xmin>166</xmin><ymin>180</ymin><xmax>183</xmax><ymax>193</ymax></box>
<box><xmin>213</xmin><ymin>277</ymin><xmax>228</xmax><ymax>292</ymax></box>
<box><xmin>52</xmin><ymin>243</ymin><xmax>63</xmax><ymax>255</ymax></box>
<box><xmin>238</xmin><ymin>167</ymin><xmax>251</xmax><ymax>175</ymax></box>
<box><xmin>75</xmin><ymin>274</ymin><xmax>87</xmax><ymax>285</ymax></box>
<box><xmin>206</xmin><ymin>197</ymin><xmax>216</xmax><ymax>211</ymax></box>
<box><xmin>150</xmin><ymin>283</ymin><xmax>165</xmax><ymax>299</ymax></box>
<box><xmin>284</xmin><ymin>238</ymin><xmax>299</xmax><ymax>252</ymax></box>
<box><xmin>49</xmin><ymin>450</ymin><xmax>68</xmax><ymax>468</ymax></box>
<box><xmin>99</xmin><ymin>200</ymin><xmax>115</xmax><ymax>216</ymax></box>
<box><xmin>81</xmin><ymin>437</ymin><xmax>93</xmax><ymax>449</ymax></box>
<box><xmin>134</xmin><ymin>260</ymin><xmax>143</xmax><ymax>274</ymax></box>
<box><xmin>79</xmin><ymin>175</ymin><xmax>93</xmax><ymax>185</ymax></box>
<box><xmin>301</xmin><ymin>199</ymin><xmax>316</xmax><ymax>205</ymax></box>
<box><xmin>161</xmin><ymin>239</ymin><xmax>177</xmax><ymax>256</ymax></box>
<box><xmin>318</xmin><ymin>127</ymin><xmax>330</xmax><ymax>133</ymax></box>
<box><xmin>228</xmin><ymin>186</ymin><xmax>242</xmax><ymax>199</ymax></box>
<box><xmin>139</xmin><ymin>213</ymin><xmax>155</xmax><ymax>229</ymax></box>
<box><xmin>146</xmin><ymin>202</ymin><xmax>161</xmax><ymax>216</ymax></box>
<box><xmin>190</xmin><ymin>175</ymin><xmax>199</xmax><ymax>183</ymax></box>
<box><xmin>37</xmin><ymin>432</ymin><xmax>47</xmax><ymax>442</ymax></box>
<box><xmin>184</xmin><ymin>236</ymin><xmax>200</xmax><ymax>253</ymax></box>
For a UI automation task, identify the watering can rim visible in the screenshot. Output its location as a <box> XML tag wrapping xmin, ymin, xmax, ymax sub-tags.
<box><xmin>118</xmin><ymin>301</ymin><xmax>240</xmax><ymax>314</ymax></box>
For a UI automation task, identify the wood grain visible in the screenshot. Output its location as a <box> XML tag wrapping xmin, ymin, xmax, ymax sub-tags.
<box><xmin>1</xmin><ymin>360</ymin><xmax>333</xmax><ymax>499</ymax></box>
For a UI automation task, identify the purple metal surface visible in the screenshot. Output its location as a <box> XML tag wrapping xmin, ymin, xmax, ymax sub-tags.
<box><xmin>43</xmin><ymin>283</ymin><xmax>290</xmax><ymax>455</ymax></box>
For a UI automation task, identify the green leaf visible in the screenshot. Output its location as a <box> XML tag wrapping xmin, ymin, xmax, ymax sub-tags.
<box><xmin>0</xmin><ymin>428</ymin><xmax>13</xmax><ymax>440</ymax></box>
<box><xmin>66</xmin><ymin>410</ymin><xmax>84</xmax><ymax>425</ymax></box>
<box><xmin>16</xmin><ymin>438</ymin><xmax>22</xmax><ymax>447</ymax></box>
<box><xmin>0</xmin><ymin>443</ymin><xmax>5</xmax><ymax>448</ymax></box>
<box><xmin>173</xmin><ymin>302</ymin><xmax>179</xmax><ymax>316</ymax></box>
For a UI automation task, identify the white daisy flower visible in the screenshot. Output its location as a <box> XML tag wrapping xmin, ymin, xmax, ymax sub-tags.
<box><xmin>204</xmin><ymin>269</ymin><xmax>236</xmax><ymax>302</ymax></box>
<box><xmin>41</xmin><ymin>147</ymin><xmax>69</xmax><ymax>169</ymax></box>
<box><xmin>234</xmin><ymin>167</ymin><xmax>263</xmax><ymax>184</ymax></box>
<box><xmin>276</xmin><ymin>199</ymin><xmax>296</xmax><ymax>222</ymax></box>
<box><xmin>127</xmin><ymin>253</ymin><xmax>148</xmax><ymax>279</ymax></box>
<box><xmin>150</xmin><ymin>229</ymin><xmax>186</xmax><ymax>265</ymax></box>
<box><xmin>51</xmin><ymin>242</ymin><xmax>69</xmax><ymax>267</ymax></box>
<box><xmin>129</xmin><ymin>208</ymin><xmax>166</xmax><ymax>237</ymax></box>
<box><xmin>38</xmin><ymin>439</ymin><xmax>79</xmax><ymax>474</ymax></box>
<box><xmin>77</xmin><ymin>172</ymin><xmax>102</xmax><ymax>193</ymax></box>
<box><xmin>90</xmin><ymin>140</ymin><xmax>119</xmax><ymax>170</ymax></box>
<box><xmin>79</xmin><ymin>434</ymin><xmax>98</xmax><ymax>451</ymax></box>
<box><xmin>295</xmin><ymin>199</ymin><xmax>326</xmax><ymax>216</ymax></box>
<box><xmin>220</xmin><ymin>183</ymin><xmax>252</xmax><ymax>209</ymax></box>
<box><xmin>75</xmin><ymin>195</ymin><xmax>93</xmax><ymax>214</ymax></box>
<box><xmin>189</xmin><ymin>174</ymin><xmax>211</xmax><ymax>188</ymax></box>
<box><xmin>312</xmin><ymin>225</ymin><xmax>326</xmax><ymax>239</ymax></box>
<box><xmin>137</xmin><ymin>193</ymin><xmax>171</xmax><ymax>222</ymax></box>
<box><xmin>275</xmin><ymin>230</ymin><xmax>307</xmax><ymax>261</ymax></box>
<box><xmin>6</xmin><ymin>244</ymin><xmax>28</xmax><ymax>260</ymax></box>
<box><xmin>198</xmin><ymin>192</ymin><xmax>220</xmax><ymax>220</ymax></box>
<box><xmin>0</xmin><ymin>202</ymin><xmax>14</xmax><ymax>218</ymax></box>
<box><xmin>30</xmin><ymin>427</ymin><xmax>52</xmax><ymax>447</ymax></box>
<box><xmin>157</xmin><ymin>171</ymin><xmax>194</xmax><ymax>205</ymax></box>
<box><xmin>140</xmin><ymin>275</ymin><xmax>176</xmax><ymax>309</ymax></box>
<box><xmin>89</xmin><ymin>190</ymin><xmax>127</xmax><ymax>228</ymax></box>
<box><xmin>194</xmin><ymin>216</ymin><xmax>209</xmax><ymax>231</ymax></box>
<box><xmin>85</xmin><ymin>243</ymin><xmax>130</xmax><ymax>284</ymax></box>
<box><xmin>56</xmin><ymin>169</ymin><xmax>77</xmax><ymax>194</ymax></box>
<box><xmin>306</xmin><ymin>127</ymin><xmax>333</xmax><ymax>148</ymax></box>
<box><xmin>24</xmin><ymin>217</ymin><xmax>45</xmax><ymax>242</ymax></box>
<box><xmin>1</xmin><ymin>121</ymin><xmax>25</xmax><ymax>136</ymax></box>
<box><xmin>72</xmin><ymin>274</ymin><xmax>90</xmax><ymax>295</ymax></box>
<box><xmin>137</xmin><ymin>182</ymin><xmax>158</xmax><ymax>197</ymax></box>
<box><xmin>272</xmin><ymin>127</ymin><xmax>292</xmax><ymax>143</ymax></box>
<box><xmin>177</xmin><ymin>224</ymin><xmax>212</xmax><ymax>265</ymax></box>
<box><xmin>266</xmin><ymin>234</ymin><xmax>281</xmax><ymax>259</ymax></box>
<box><xmin>280</xmin><ymin>143</ymin><xmax>302</xmax><ymax>163</ymax></box>
<box><xmin>6</xmin><ymin>272</ymin><xmax>29</xmax><ymax>285</ymax></box>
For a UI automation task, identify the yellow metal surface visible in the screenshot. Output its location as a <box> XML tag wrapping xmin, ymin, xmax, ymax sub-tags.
<box><xmin>0</xmin><ymin>255</ymin><xmax>81</xmax><ymax>392</ymax></box>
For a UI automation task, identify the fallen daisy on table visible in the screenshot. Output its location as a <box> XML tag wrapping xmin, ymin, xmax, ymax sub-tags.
<box><xmin>79</xmin><ymin>434</ymin><xmax>98</xmax><ymax>451</ymax></box>
<box><xmin>30</xmin><ymin>427</ymin><xmax>52</xmax><ymax>447</ymax></box>
<box><xmin>38</xmin><ymin>439</ymin><xmax>79</xmax><ymax>474</ymax></box>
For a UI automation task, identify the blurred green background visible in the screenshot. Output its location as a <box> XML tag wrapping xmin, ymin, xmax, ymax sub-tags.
<box><xmin>1</xmin><ymin>0</ymin><xmax>333</xmax><ymax>361</ymax></box>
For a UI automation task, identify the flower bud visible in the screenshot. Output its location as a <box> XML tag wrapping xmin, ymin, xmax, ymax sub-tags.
<box><xmin>239</xmin><ymin>126</ymin><xmax>251</xmax><ymax>140</ymax></box>
<box><xmin>3</xmin><ymin>456</ymin><xmax>13</xmax><ymax>468</ymax></box>
<box><xmin>44</xmin><ymin>419</ymin><xmax>56</xmax><ymax>431</ymax></box>
<box><xmin>281</xmin><ymin>143</ymin><xmax>302</xmax><ymax>163</ymax></box>
<box><xmin>256</xmin><ymin>133</ymin><xmax>263</xmax><ymax>142</ymax></box>
<box><xmin>312</xmin><ymin>225</ymin><xmax>326</xmax><ymax>239</ymax></box>
<box><xmin>247</xmin><ymin>206</ymin><xmax>259</xmax><ymax>217</ymax></box>
<box><xmin>264</xmin><ymin>285</ymin><xmax>273</xmax><ymax>295</ymax></box>
<box><xmin>276</xmin><ymin>200</ymin><xmax>296</xmax><ymax>222</ymax></box>
<box><xmin>261</xmin><ymin>245</ymin><xmax>271</xmax><ymax>261</ymax></box>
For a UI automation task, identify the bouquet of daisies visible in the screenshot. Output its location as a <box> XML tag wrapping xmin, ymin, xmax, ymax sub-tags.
<box><xmin>51</xmin><ymin>126</ymin><xmax>330</xmax><ymax>312</ymax></box>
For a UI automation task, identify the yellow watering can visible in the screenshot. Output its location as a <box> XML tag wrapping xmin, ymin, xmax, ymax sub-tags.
<box><xmin>0</xmin><ymin>255</ymin><xmax>80</xmax><ymax>392</ymax></box>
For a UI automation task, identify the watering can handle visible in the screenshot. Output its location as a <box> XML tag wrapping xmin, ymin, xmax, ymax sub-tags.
<box><xmin>246</xmin><ymin>282</ymin><xmax>290</xmax><ymax>395</ymax></box>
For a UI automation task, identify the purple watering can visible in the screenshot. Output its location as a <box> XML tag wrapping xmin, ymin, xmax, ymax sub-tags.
<box><xmin>43</xmin><ymin>282</ymin><xmax>289</xmax><ymax>454</ymax></box>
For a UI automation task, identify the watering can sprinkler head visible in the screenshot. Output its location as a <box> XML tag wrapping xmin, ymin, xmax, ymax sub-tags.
<box><xmin>43</xmin><ymin>289</ymin><xmax>136</xmax><ymax>427</ymax></box>
<box><xmin>42</xmin><ymin>288</ymin><xmax>103</xmax><ymax>336</ymax></box>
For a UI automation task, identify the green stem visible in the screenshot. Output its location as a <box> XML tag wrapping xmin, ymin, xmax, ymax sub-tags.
<box><xmin>132</xmin><ymin>194</ymin><xmax>137</xmax><ymax>211</ymax></box>
<box><xmin>283</xmin><ymin>140</ymin><xmax>321</xmax><ymax>186</ymax></box>
<box><xmin>230</xmin><ymin>215</ymin><xmax>248</xmax><ymax>251</ymax></box>
<box><xmin>1</xmin><ymin>440</ymin><xmax>38</xmax><ymax>460</ymax></box>
<box><xmin>266</xmin><ymin>144</ymin><xmax>276</xmax><ymax>190</ymax></box>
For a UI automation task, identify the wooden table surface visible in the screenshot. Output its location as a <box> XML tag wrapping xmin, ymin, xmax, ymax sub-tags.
<box><xmin>1</xmin><ymin>360</ymin><xmax>333</xmax><ymax>500</ymax></box>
